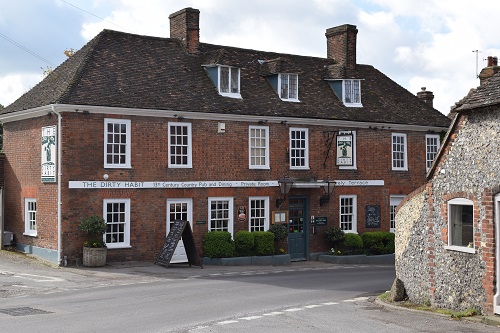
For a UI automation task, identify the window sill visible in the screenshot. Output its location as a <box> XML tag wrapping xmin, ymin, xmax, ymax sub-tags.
<box><xmin>219</xmin><ymin>92</ymin><xmax>242</xmax><ymax>99</ymax></box>
<box><xmin>104</xmin><ymin>165</ymin><xmax>132</xmax><ymax>169</ymax></box>
<box><xmin>444</xmin><ymin>245</ymin><xmax>475</xmax><ymax>254</ymax></box>
<box><xmin>344</xmin><ymin>103</ymin><xmax>363</xmax><ymax>108</ymax></box>
<box><xmin>280</xmin><ymin>98</ymin><xmax>300</xmax><ymax>103</ymax></box>
<box><xmin>23</xmin><ymin>233</ymin><xmax>37</xmax><ymax>237</ymax></box>
<box><xmin>106</xmin><ymin>245</ymin><xmax>132</xmax><ymax>250</ymax></box>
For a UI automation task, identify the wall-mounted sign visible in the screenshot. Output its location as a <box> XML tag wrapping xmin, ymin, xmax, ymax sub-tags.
<box><xmin>69</xmin><ymin>180</ymin><xmax>279</xmax><ymax>189</ymax></box>
<box><xmin>365</xmin><ymin>205</ymin><xmax>381</xmax><ymax>228</ymax></box>
<box><xmin>336</xmin><ymin>134</ymin><xmax>353</xmax><ymax>166</ymax></box>
<box><xmin>311</xmin><ymin>216</ymin><xmax>327</xmax><ymax>226</ymax></box>
<box><xmin>41</xmin><ymin>126</ymin><xmax>56</xmax><ymax>183</ymax></box>
<box><xmin>238</xmin><ymin>206</ymin><xmax>247</xmax><ymax>222</ymax></box>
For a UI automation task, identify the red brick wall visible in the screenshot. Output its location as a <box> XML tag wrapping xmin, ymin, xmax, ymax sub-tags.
<box><xmin>5</xmin><ymin>111</ymin><xmax>432</xmax><ymax>262</ymax></box>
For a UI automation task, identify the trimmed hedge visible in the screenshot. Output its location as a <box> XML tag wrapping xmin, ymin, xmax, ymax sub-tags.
<box><xmin>325</xmin><ymin>226</ymin><xmax>345</xmax><ymax>248</ymax></box>
<box><xmin>343</xmin><ymin>233</ymin><xmax>363</xmax><ymax>254</ymax></box>
<box><xmin>203</xmin><ymin>231</ymin><xmax>235</xmax><ymax>258</ymax></box>
<box><xmin>268</xmin><ymin>224</ymin><xmax>288</xmax><ymax>242</ymax></box>
<box><xmin>361</xmin><ymin>231</ymin><xmax>395</xmax><ymax>255</ymax></box>
<box><xmin>253</xmin><ymin>231</ymin><xmax>275</xmax><ymax>256</ymax></box>
<box><xmin>234</xmin><ymin>231</ymin><xmax>255</xmax><ymax>257</ymax></box>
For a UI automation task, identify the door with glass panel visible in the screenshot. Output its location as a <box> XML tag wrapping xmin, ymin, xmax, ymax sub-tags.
<box><xmin>166</xmin><ymin>199</ymin><xmax>193</xmax><ymax>263</ymax></box>
<box><xmin>288</xmin><ymin>197</ymin><xmax>309</xmax><ymax>261</ymax></box>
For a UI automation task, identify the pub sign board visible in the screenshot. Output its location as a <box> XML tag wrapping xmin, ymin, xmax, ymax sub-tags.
<box><xmin>41</xmin><ymin>126</ymin><xmax>56</xmax><ymax>183</ymax></box>
<box><xmin>336</xmin><ymin>133</ymin><xmax>353</xmax><ymax>166</ymax></box>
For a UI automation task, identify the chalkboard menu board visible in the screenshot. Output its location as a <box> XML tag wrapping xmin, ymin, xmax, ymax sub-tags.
<box><xmin>155</xmin><ymin>220</ymin><xmax>203</xmax><ymax>269</ymax></box>
<box><xmin>365</xmin><ymin>205</ymin><xmax>381</xmax><ymax>228</ymax></box>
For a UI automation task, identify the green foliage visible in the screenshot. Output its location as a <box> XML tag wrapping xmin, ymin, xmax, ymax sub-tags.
<box><xmin>361</xmin><ymin>231</ymin><xmax>395</xmax><ymax>255</ymax></box>
<box><xmin>267</xmin><ymin>224</ymin><xmax>288</xmax><ymax>242</ymax></box>
<box><xmin>324</xmin><ymin>226</ymin><xmax>345</xmax><ymax>248</ymax></box>
<box><xmin>234</xmin><ymin>231</ymin><xmax>255</xmax><ymax>257</ymax></box>
<box><xmin>78</xmin><ymin>215</ymin><xmax>107</xmax><ymax>248</ymax></box>
<box><xmin>343</xmin><ymin>233</ymin><xmax>363</xmax><ymax>253</ymax></box>
<box><xmin>253</xmin><ymin>231</ymin><xmax>275</xmax><ymax>256</ymax></box>
<box><xmin>203</xmin><ymin>231</ymin><xmax>235</xmax><ymax>258</ymax></box>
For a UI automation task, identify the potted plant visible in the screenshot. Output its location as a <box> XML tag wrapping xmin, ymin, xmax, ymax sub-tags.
<box><xmin>79</xmin><ymin>215</ymin><xmax>107</xmax><ymax>267</ymax></box>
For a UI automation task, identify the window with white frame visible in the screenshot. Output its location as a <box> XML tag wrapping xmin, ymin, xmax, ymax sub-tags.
<box><xmin>24</xmin><ymin>198</ymin><xmax>37</xmax><ymax>236</ymax></box>
<box><xmin>249</xmin><ymin>197</ymin><xmax>269</xmax><ymax>232</ymax></box>
<box><xmin>392</xmin><ymin>133</ymin><xmax>408</xmax><ymax>171</ymax></box>
<box><xmin>104</xmin><ymin>118</ymin><xmax>131</xmax><ymax>168</ymax></box>
<box><xmin>426</xmin><ymin>134</ymin><xmax>440</xmax><ymax>171</ymax></box>
<box><xmin>338</xmin><ymin>130</ymin><xmax>356</xmax><ymax>170</ymax></box>
<box><xmin>447</xmin><ymin>198</ymin><xmax>474</xmax><ymax>250</ymax></box>
<box><xmin>390</xmin><ymin>195</ymin><xmax>405</xmax><ymax>232</ymax></box>
<box><xmin>249</xmin><ymin>126</ymin><xmax>269</xmax><ymax>169</ymax></box>
<box><xmin>168</xmin><ymin>122</ymin><xmax>192</xmax><ymax>168</ymax></box>
<box><xmin>343</xmin><ymin>79</ymin><xmax>362</xmax><ymax>106</ymax></box>
<box><xmin>104</xmin><ymin>199</ymin><xmax>131</xmax><ymax>248</ymax></box>
<box><xmin>208</xmin><ymin>197</ymin><xmax>234</xmax><ymax>235</ymax></box>
<box><xmin>219</xmin><ymin>66</ymin><xmax>240</xmax><ymax>97</ymax></box>
<box><xmin>279</xmin><ymin>74</ymin><xmax>298</xmax><ymax>101</ymax></box>
<box><xmin>339</xmin><ymin>195</ymin><xmax>357</xmax><ymax>233</ymax></box>
<box><xmin>289</xmin><ymin>128</ymin><xmax>309</xmax><ymax>169</ymax></box>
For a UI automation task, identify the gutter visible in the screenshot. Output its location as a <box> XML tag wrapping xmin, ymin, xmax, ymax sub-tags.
<box><xmin>50</xmin><ymin>105</ymin><xmax>63</xmax><ymax>266</ymax></box>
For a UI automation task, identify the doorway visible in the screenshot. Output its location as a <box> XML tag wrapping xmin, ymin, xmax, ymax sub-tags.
<box><xmin>166</xmin><ymin>198</ymin><xmax>193</xmax><ymax>263</ymax></box>
<box><xmin>288</xmin><ymin>197</ymin><xmax>309</xmax><ymax>261</ymax></box>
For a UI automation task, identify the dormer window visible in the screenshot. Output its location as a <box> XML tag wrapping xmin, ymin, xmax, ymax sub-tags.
<box><xmin>279</xmin><ymin>74</ymin><xmax>299</xmax><ymax>101</ymax></box>
<box><xmin>203</xmin><ymin>65</ymin><xmax>242</xmax><ymax>98</ymax></box>
<box><xmin>327</xmin><ymin>79</ymin><xmax>363</xmax><ymax>107</ymax></box>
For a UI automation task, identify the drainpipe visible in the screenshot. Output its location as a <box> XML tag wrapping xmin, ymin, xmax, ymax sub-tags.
<box><xmin>51</xmin><ymin>105</ymin><xmax>63</xmax><ymax>266</ymax></box>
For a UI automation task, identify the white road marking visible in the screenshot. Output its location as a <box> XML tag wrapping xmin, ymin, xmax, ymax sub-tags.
<box><xmin>239</xmin><ymin>316</ymin><xmax>263</xmax><ymax>320</ymax></box>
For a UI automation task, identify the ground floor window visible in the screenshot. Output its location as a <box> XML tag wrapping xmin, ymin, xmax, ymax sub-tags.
<box><xmin>24</xmin><ymin>198</ymin><xmax>37</xmax><ymax>236</ymax></box>
<box><xmin>249</xmin><ymin>197</ymin><xmax>269</xmax><ymax>231</ymax></box>
<box><xmin>103</xmin><ymin>199</ymin><xmax>130</xmax><ymax>248</ymax></box>
<box><xmin>339</xmin><ymin>195</ymin><xmax>357</xmax><ymax>233</ymax></box>
<box><xmin>208</xmin><ymin>197</ymin><xmax>234</xmax><ymax>235</ymax></box>
<box><xmin>390</xmin><ymin>195</ymin><xmax>405</xmax><ymax>232</ymax></box>
<box><xmin>447</xmin><ymin>198</ymin><xmax>474</xmax><ymax>249</ymax></box>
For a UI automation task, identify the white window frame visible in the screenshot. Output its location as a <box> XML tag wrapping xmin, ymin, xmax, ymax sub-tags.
<box><xmin>103</xmin><ymin>199</ymin><xmax>131</xmax><ymax>249</ymax></box>
<box><xmin>425</xmin><ymin>134</ymin><xmax>440</xmax><ymax>171</ymax></box>
<box><xmin>249</xmin><ymin>197</ymin><xmax>270</xmax><ymax>232</ymax></box>
<box><xmin>445</xmin><ymin>198</ymin><xmax>475</xmax><ymax>254</ymax></box>
<box><xmin>343</xmin><ymin>79</ymin><xmax>362</xmax><ymax>107</ymax></box>
<box><xmin>24</xmin><ymin>198</ymin><xmax>37</xmax><ymax>237</ymax></box>
<box><xmin>289</xmin><ymin>128</ymin><xmax>309</xmax><ymax>169</ymax></box>
<box><xmin>208</xmin><ymin>197</ymin><xmax>234</xmax><ymax>235</ymax></box>
<box><xmin>104</xmin><ymin>118</ymin><xmax>131</xmax><ymax>168</ymax></box>
<box><xmin>218</xmin><ymin>65</ymin><xmax>241</xmax><ymax>98</ymax></box>
<box><xmin>249</xmin><ymin>126</ymin><xmax>270</xmax><ymax>169</ymax></box>
<box><xmin>278</xmin><ymin>73</ymin><xmax>299</xmax><ymax>102</ymax></box>
<box><xmin>389</xmin><ymin>195</ymin><xmax>406</xmax><ymax>233</ymax></box>
<box><xmin>392</xmin><ymin>133</ymin><xmax>408</xmax><ymax>171</ymax></box>
<box><xmin>339</xmin><ymin>195</ymin><xmax>357</xmax><ymax>233</ymax></box>
<box><xmin>168</xmin><ymin>122</ymin><xmax>192</xmax><ymax>168</ymax></box>
<box><xmin>338</xmin><ymin>130</ymin><xmax>357</xmax><ymax>170</ymax></box>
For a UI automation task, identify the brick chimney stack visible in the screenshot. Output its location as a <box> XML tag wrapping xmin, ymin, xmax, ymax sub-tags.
<box><xmin>325</xmin><ymin>24</ymin><xmax>358</xmax><ymax>69</ymax></box>
<box><xmin>479</xmin><ymin>56</ymin><xmax>500</xmax><ymax>86</ymax></box>
<box><xmin>417</xmin><ymin>87</ymin><xmax>434</xmax><ymax>107</ymax></box>
<box><xmin>169</xmin><ymin>7</ymin><xmax>200</xmax><ymax>53</ymax></box>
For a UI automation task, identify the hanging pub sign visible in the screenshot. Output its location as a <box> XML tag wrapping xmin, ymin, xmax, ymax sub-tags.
<box><xmin>41</xmin><ymin>126</ymin><xmax>57</xmax><ymax>183</ymax></box>
<box><xmin>336</xmin><ymin>133</ymin><xmax>353</xmax><ymax>166</ymax></box>
<box><xmin>238</xmin><ymin>206</ymin><xmax>247</xmax><ymax>223</ymax></box>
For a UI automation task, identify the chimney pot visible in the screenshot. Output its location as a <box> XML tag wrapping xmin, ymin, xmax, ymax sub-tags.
<box><xmin>487</xmin><ymin>56</ymin><xmax>493</xmax><ymax>67</ymax></box>
<box><xmin>417</xmin><ymin>88</ymin><xmax>434</xmax><ymax>107</ymax></box>
<box><xmin>479</xmin><ymin>55</ymin><xmax>500</xmax><ymax>85</ymax></box>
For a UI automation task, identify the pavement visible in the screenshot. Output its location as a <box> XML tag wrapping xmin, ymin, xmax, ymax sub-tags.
<box><xmin>1</xmin><ymin>248</ymin><xmax>500</xmax><ymax>328</ymax></box>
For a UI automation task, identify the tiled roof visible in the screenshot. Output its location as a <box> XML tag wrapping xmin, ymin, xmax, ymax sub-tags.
<box><xmin>2</xmin><ymin>29</ymin><xmax>450</xmax><ymax>128</ymax></box>
<box><xmin>453</xmin><ymin>71</ymin><xmax>500</xmax><ymax>111</ymax></box>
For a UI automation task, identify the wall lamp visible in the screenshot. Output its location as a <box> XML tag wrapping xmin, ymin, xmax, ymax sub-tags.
<box><xmin>319</xmin><ymin>180</ymin><xmax>335</xmax><ymax>206</ymax></box>
<box><xmin>276</xmin><ymin>178</ymin><xmax>294</xmax><ymax>208</ymax></box>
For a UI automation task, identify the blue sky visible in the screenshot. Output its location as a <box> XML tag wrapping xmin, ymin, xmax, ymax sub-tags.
<box><xmin>1</xmin><ymin>0</ymin><xmax>499</xmax><ymax>114</ymax></box>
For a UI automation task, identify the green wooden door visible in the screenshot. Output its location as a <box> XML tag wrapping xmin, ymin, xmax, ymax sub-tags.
<box><xmin>288</xmin><ymin>197</ymin><xmax>308</xmax><ymax>261</ymax></box>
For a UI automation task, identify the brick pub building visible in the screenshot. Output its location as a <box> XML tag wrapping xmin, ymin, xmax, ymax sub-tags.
<box><xmin>0</xmin><ymin>8</ymin><xmax>450</xmax><ymax>265</ymax></box>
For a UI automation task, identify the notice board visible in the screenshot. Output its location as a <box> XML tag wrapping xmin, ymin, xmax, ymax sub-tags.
<box><xmin>365</xmin><ymin>205</ymin><xmax>381</xmax><ymax>228</ymax></box>
<box><xmin>155</xmin><ymin>220</ymin><xmax>203</xmax><ymax>268</ymax></box>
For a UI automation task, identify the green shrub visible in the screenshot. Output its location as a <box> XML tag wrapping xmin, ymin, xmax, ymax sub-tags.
<box><xmin>253</xmin><ymin>231</ymin><xmax>275</xmax><ymax>256</ymax></box>
<box><xmin>234</xmin><ymin>231</ymin><xmax>255</xmax><ymax>257</ymax></box>
<box><xmin>361</xmin><ymin>231</ymin><xmax>395</xmax><ymax>255</ymax></box>
<box><xmin>203</xmin><ymin>231</ymin><xmax>235</xmax><ymax>258</ymax></box>
<box><xmin>344</xmin><ymin>233</ymin><xmax>363</xmax><ymax>254</ymax></box>
<box><xmin>267</xmin><ymin>224</ymin><xmax>288</xmax><ymax>242</ymax></box>
<box><xmin>324</xmin><ymin>226</ymin><xmax>345</xmax><ymax>248</ymax></box>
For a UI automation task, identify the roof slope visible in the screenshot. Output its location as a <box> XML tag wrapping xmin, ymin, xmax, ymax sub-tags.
<box><xmin>2</xmin><ymin>29</ymin><xmax>450</xmax><ymax>128</ymax></box>
<box><xmin>454</xmin><ymin>71</ymin><xmax>500</xmax><ymax>111</ymax></box>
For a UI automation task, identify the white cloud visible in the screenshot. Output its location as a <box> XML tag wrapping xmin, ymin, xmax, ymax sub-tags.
<box><xmin>0</xmin><ymin>74</ymin><xmax>41</xmax><ymax>107</ymax></box>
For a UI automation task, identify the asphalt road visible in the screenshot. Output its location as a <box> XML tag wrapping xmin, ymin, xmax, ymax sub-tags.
<box><xmin>0</xmin><ymin>250</ymin><xmax>498</xmax><ymax>332</ymax></box>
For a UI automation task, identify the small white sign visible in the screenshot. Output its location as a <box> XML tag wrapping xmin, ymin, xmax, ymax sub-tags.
<box><xmin>41</xmin><ymin>126</ymin><xmax>56</xmax><ymax>183</ymax></box>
